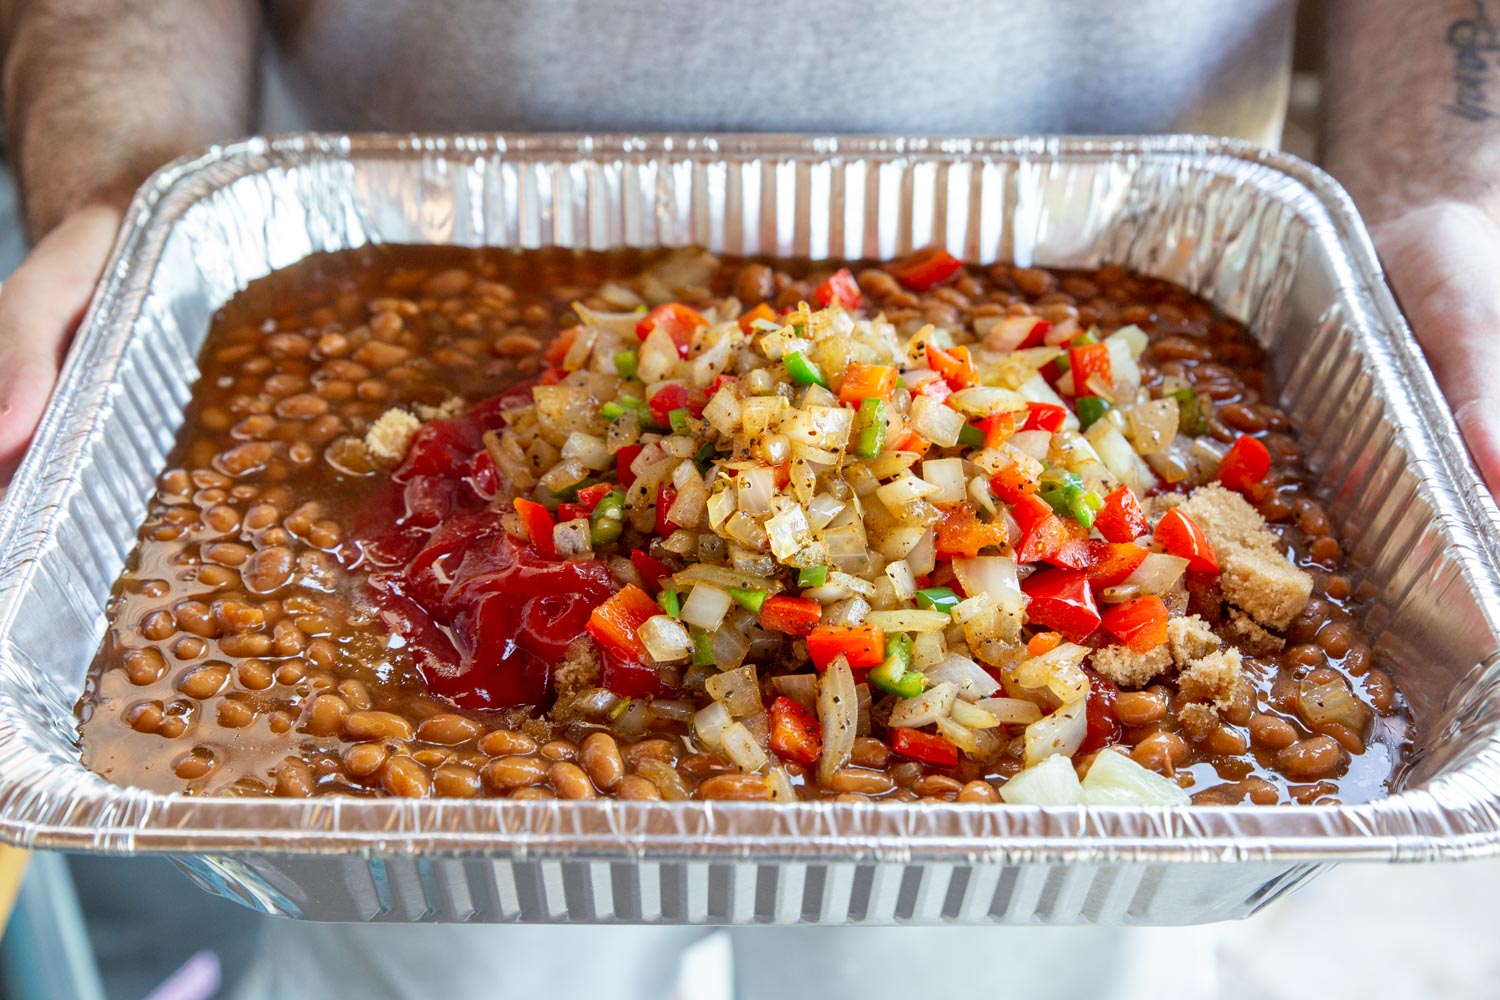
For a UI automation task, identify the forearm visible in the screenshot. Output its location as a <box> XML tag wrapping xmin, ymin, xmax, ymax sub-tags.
<box><xmin>2</xmin><ymin>0</ymin><xmax>260</xmax><ymax>240</ymax></box>
<box><xmin>1322</xmin><ymin>0</ymin><xmax>1500</xmax><ymax>225</ymax></box>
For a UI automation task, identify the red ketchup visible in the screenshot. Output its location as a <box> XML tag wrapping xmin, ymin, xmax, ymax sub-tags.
<box><xmin>350</xmin><ymin>388</ymin><xmax>622</xmax><ymax>710</ymax></box>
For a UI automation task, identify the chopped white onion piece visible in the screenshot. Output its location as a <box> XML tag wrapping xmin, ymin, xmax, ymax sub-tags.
<box><xmin>999</xmin><ymin>753</ymin><xmax>1083</xmax><ymax>805</ymax></box>
<box><xmin>694</xmin><ymin>701</ymin><xmax>733</xmax><ymax>749</ymax></box>
<box><xmin>923</xmin><ymin>654</ymin><xmax>1002</xmax><ymax>701</ymax></box>
<box><xmin>883</xmin><ymin>559</ymin><xmax>917</xmax><ymax>600</ymax></box>
<box><xmin>1085</xmin><ymin>422</ymin><xmax>1157</xmax><ymax>495</ymax></box>
<box><xmin>909</xmin><ymin>395</ymin><xmax>965</xmax><ymax>447</ymax></box>
<box><xmin>806</xmin><ymin>493</ymin><xmax>845</xmax><ymax>531</ymax></box>
<box><xmin>912</xmin><ymin>630</ymin><xmax>946</xmax><ymax>668</ymax></box>
<box><xmin>864</xmin><ymin>609</ymin><xmax>952</xmax><ymax>633</ymax></box>
<box><xmin>772</xmin><ymin>673</ymin><xmax>819</xmax><ymax>712</ymax></box>
<box><xmin>702</xmin><ymin>389</ymin><xmax>742</xmax><ymax>436</ymax></box>
<box><xmin>736</xmin><ymin>465</ymin><xmax>776</xmax><ymax>515</ymax></box>
<box><xmin>920</xmin><ymin>458</ymin><xmax>967</xmax><ymax>503</ymax></box>
<box><xmin>1081</xmin><ymin>748</ymin><xmax>1190</xmax><ymax>806</ymax></box>
<box><xmin>706</xmin><ymin>665</ymin><xmax>763</xmax><ymax>717</ymax></box>
<box><xmin>1023</xmin><ymin>699</ymin><xmax>1088</xmax><ymax>766</ymax></box>
<box><xmin>817</xmin><ymin>657</ymin><xmax>857</xmax><ymax>784</ymax></box>
<box><xmin>887</xmin><ymin>681</ymin><xmax>959</xmax><ymax>728</ymax></box>
<box><xmin>979</xmin><ymin>315</ymin><xmax>1047</xmax><ymax>352</ymax></box>
<box><xmin>907</xmin><ymin>528</ymin><xmax>937</xmax><ymax>576</ymax></box>
<box><xmin>947</xmin><ymin>386</ymin><xmax>1028</xmax><ymax>418</ymax></box>
<box><xmin>973</xmin><ymin>697</ymin><xmax>1044</xmax><ymax>726</ymax></box>
<box><xmin>1008</xmin><ymin>430</ymin><xmax>1052</xmax><ymax>461</ymax></box>
<box><xmin>680</xmin><ymin>583</ymin><xmax>733</xmax><ymax>630</ymax></box>
<box><xmin>638</xmin><ymin>615</ymin><xmax>693</xmax><ymax>663</ymax></box>
<box><xmin>561</xmin><ymin>432</ymin><xmax>611</xmax><ymax>470</ymax></box>
<box><xmin>721</xmin><ymin>721</ymin><xmax>769</xmax><ymax>772</ymax></box>
<box><xmin>552</xmin><ymin>519</ymin><xmax>593</xmax><ymax>559</ymax></box>
<box><xmin>935</xmin><ymin>716</ymin><xmax>979</xmax><ymax>753</ymax></box>
<box><xmin>950</xmin><ymin>699</ymin><xmax>1002</xmax><ymax>729</ymax></box>
<box><xmin>1122</xmin><ymin>552</ymin><xmax>1191</xmax><ymax>596</ymax></box>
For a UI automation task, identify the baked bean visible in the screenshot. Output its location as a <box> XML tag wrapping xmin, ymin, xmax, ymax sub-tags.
<box><xmin>1132</xmin><ymin>732</ymin><xmax>1190</xmax><ymax>774</ymax></box>
<box><xmin>411</xmin><ymin>747</ymin><xmax>454</xmax><ymax>769</ymax></box>
<box><xmin>549</xmin><ymin>761</ymin><xmax>596</xmax><ymax>799</ymax></box>
<box><xmin>479</xmin><ymin>730</ymin><xmax>537</xmax><ymax>757</ymax></box>
<box><xmin>417</xmin><ymin>714</ymin><xmax>484</xmax><ymax>745</ymax></box>
<box><xmin>275</xmin><ymin>759</ymin><xmax>316</xmax><ymax>797</ymax></box>
<box><xmin>1275</xmin><ymin>735</ymin><xmax>1345</xmax><ymax>781</ymax></box>
<box><xmin>618</xmin><ymin>775</ymin><xmax>663</xmax><ymax>801</ymax></box>
<box><xmin>355</xmin><ymin>341</ymin><xmax>410</xmax><ymax>368</ymax></box>
<box><xmin>429</xmin><ymin>763</ymin><xmax>479</xmax><ymax>798</ymax></box>
<box><xmin>217</xmin><ymin>699</ymin><xmax>256</xmax><ymax>728</ymax></box>
<box><xmin>580</xmin><ymin>733</ymin><xmax>624</xmax><ymax>791</ymax></box>
<box><xmin>343</xmin><ymin>710</ymin><xmax>413</xmax><ymax>742</ymax></box>
<box><xmin>539</xmin><ymin>740</ymin><xmax>578</xmax><ymax>762</ymax></box>
<box><xmin>957</xmin><ymin>780</ymin><xmax>1001</xmax><ymax>803</ymax></box>
<box><xmin>1249</xmin><ymin>713</ymin><xmax>1298</xmax><ymax>751</ymax></box>
<box><xmin>173</xmin><ymin>748</ymin><xmax>217</xmax><ymax>781</ymax></box>
<box><xmin>697</xmin><ymin>773</ymin><xmax>771</xmax><ymax>801</ymax></box>
<box><xmin>624</xmin><ymin>739</ymin><xmax>676</xmax><ymax>765</ymax></box>
<box><xmin>891</xmin><ymin>761</ymin><xmax>923</xmax><ymax>787</ymax></box>
<box><xmin>1114</xmin><ymin>689</ymin><xmax>1168</xmax><ymax>726</ymax></box>
<box><xmin>510</xmin><ymin>787</ymin><xmax>555</xmax><ymax>801</ymax></box>
<box><xmin>123</xmin><ymin>648</ymin><xmax>168</xmax><ymax>685</ymax></box>
<box><xmin>174</xmin><ymin>601</ymin><xmax>220</xmax><ymax>638</ymax></box>
<box><xmin>380</xmin><ymin>756</ymin><xmax>431</xmax><ymax>798</ymax></box>
<box><xmin>1204</xmin><ymin>724</ymin><xmax>1249</xmax><ymax>757</ymax></box>
<box><xmin>1363</xmin><ymin>669</ymin><xmax>1396</xmax><ymax>713</ymax></box>
<box><xmin>342</xmin><ymin>741</ymin><xmax>388</xmax><ymax>777</ymax></box>
<box><xmin>828</xmin><ymin>768</ymin><xmax>895</xmax><ymax>796</ymax></box>
<box><xmin>213</xmin><ymin>599</ymin><xmax>264</xmax><ymax>633</ymax></box>
<box><xmin>912</xmin><ymin>774</ymin><xmax>962</xmax><ymax>798</ymax></box>
<box><xmin>850</xmin><ymin>736</ymin><xmax>890</xmax><ymax>770</ymax></box>
<box><xmin>483</xmin><ymin>755</ymin><xmax>550</xmax><ymax>791</ymax></box>
<box><xmin>219</xmin><ymin>632</ymin><xmax>273</xmax><ymax>657</ymax></box>
<box><xmin>494</xmin><ymin>333</ymin><xmax>543</xmax><ymax>357</ymax></box>
<box><xmin>634</xmin><ymin>759</ymin><xmax>691</xmax><ymax>801</ymax></box>
<box><xmin>302</xmin><ymin>694</ymin><xmax>348</xmax><ymax>736</ymax></box>
<box><xmin>177</xmin><ymin>662</ymin><xmax>230</xmax><ymax>700</ymax></box>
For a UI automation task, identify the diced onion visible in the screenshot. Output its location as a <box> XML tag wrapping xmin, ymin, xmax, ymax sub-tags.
<box><xmin>694</xmin><ymin>701</ymin><xmax>733</xmax><ymax>748</ymax></box>
<box><xmin>920</xmin><ymin>458</ymin><xmax>967</xmax><ymax>503</ymax></box>
<box><xmin>1080</xmin><ymin>748</ymin><xmax>1190</xmax><ymax>806</ymax></box>
<box><xmin>1023</xmin><ymin>699</ymin><xmax>1088</xmax><ymax>766</ymax></box>
<box><xmin>702</xmin><ymin>389</ymin><xmax>742</xmax><ymax>436</ymax></box>
<box><xmin>806</xmin><ymin>493</ymin><xmax>845</xmax><ymax>531</ymax></box>
<box><xmin>553</xmin><ymin>519</ymin><xmax>593</xmax><ymax>559</ymax></box>
<box><xmin>999</xmin><ymin>753</ymin><xmax>1083</xmax><ymax>805</ymax></box>
<box><xmin>884</xmin><ymin>559</ymin><xmax>917</xmax><ymax>600</ymax></box>
<box><xmin>639</xmin><ymin>615</ymin><xmax>693</xmax><ymax>662</ymax></box>
<box><xmin>950</xmin><ymin>699</ymin><xmax>1002</xmax><ymax>729</ymax></box>
<box><xmin>979</xmin><ymin>315</ymin><xmax>1046</xmax><ymax>352</ymax></box>
<box><xmin>935</xmin><ymin>716</ymin><xmax>979</xmax><ymax>754</ymax></box>
<box><xmin>680</xmin><ymin>583</ymin><xmax>733</xmax><ymax>630</ymax></box>
<box><xmin>1014</xmin><ymin>642</ymin><xmax>1092</xmax><ymax>705</ymax></box>
<box><xmin>923</xmin><ymin>654</ymin><xmax>1002</xmax><ymax>701</ymax></box>
<box><xmin>561</xmin><ymin>432</ymin><xmax>611</xmax><ymax>470</ymax></box>
<box><xmin>947</xmin><ymin>386</ymin><xmax>1028</xmax><ymax>418</ymax></box>
<box><xmin>1085</xmin><ymin>422</ymin><xmax>1157</xmax><ymax>495</ymax></box>
<box><xmin>973</xmin><ymin>697</ymin><xmax>1044</xmax><ymax>726</ymax></box>
<box><xmin>887</xmin><ymin>681</ymin><xmax>959</xmax><ymax>728</ymax></box>
<box><xmin>1121</xmin><ymin>553</ymin><xmax>1191</xmax><ymax>596</ymax></box>
<box><xmin>673</xmin><ymin>563</ymin><xmax>777</xmax><ymax>593</ymax></box>
<box><xmin>706</xmin><ymin>665</ymin><xmax>762</xmax><ymax>716</ymax></box>
<box><xmin>912</xmin><ymin>630</ymin><xmax>946</xmax><ymax>668</ymax></box>
<box><xmin>772</xmin><ymin>673</ymin><xmax>819</xmax><ymax>712</ymax></box>
<box><xmin>909</xmin><ymin>395</ymin><xmax>965</xmax><ymax>447</ymax></box>
<box><xmin>1008</xmin><ymin>430</ymin><xmax>1052</xmax><ymax>461</ymax></box>
<box><xmin>952</xmin><ymin>556</ymin><xmax>1023</xmax><ymax>619</ymax></box>
<box><xmin>864</xmin><ymin>609</ymin><xmax>952</xmax><ymax>633</ymax></box>
<box><xmin>710</xmin><ymin>625</ymin><xmax>751</xmax><ymax>670</ymax></box>
<box><xmin>817</xmin><ymin>657</ymin><xmax>857</xmax><ymax>784</ymax></box>
<box><xmin>766</xmin><ymin>766</ymin><xmax>797</xmax><ymax>802</ymax></box>
<box><xmin>736</xmin><ymin>465</ymin><xmax>776</xmax><ymax>515</ymax></box>
<box><xmin>1297</xmin><ymin>679</ymin><xmax>1372</xmax><ymax>735</ymax></box>
<box><xmin>1125</xmin><ymin>399</ymin><xmax>1179</xmax><ymax>456</ymax></box>
<box><xmin>721</xmin><ymin>721</ymin><xmax>770</xmax><ymax>772</ymax></box>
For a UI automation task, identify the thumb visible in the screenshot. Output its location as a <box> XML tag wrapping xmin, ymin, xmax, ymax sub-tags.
<box><xmin>0</xmin><ymin>204</ymin><xmax>121</xmax><ymax>482</ymax></box>
<box><xmin>1372</xmin><ymin>202</ymin><xmax>1500</xmax><ymax>492</ymax></box>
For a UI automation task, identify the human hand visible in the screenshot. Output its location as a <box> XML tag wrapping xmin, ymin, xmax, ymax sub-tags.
<box><xmin>0</xmin><ymin>205</ymin><xmax>120</xmax><ymax>483</ymax></box>
<box><xmin>1372</xmin><ymin>201</ymin><xmax>1500</xmax><ymax>492</ymax></box>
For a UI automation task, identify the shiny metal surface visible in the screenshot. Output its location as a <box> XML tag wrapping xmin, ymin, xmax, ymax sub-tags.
<box><xmin>0</xmin><ymin>134</ymin><xmax>1497</xmax><ymax>924</ymax></box>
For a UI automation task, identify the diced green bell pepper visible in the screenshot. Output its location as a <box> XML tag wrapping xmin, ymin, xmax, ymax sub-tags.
<box><xmin>854</xmin><ymin>398</ymin><xmax>886</xmax><ymax>459</ymax></box>
<box><xmin>784</xmin><ymin>351</ymin><xmax>828</xmax><ymax>388</ymax></box>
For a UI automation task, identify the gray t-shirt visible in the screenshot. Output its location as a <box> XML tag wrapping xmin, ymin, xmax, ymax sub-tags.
<box><xmin>261</xmin><ymin>0</ymin><xmax>1295</xmax><ymax>145</ymax></box>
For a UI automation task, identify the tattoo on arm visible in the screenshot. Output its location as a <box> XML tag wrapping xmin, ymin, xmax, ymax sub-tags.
<box><xmin>1449</xmin><ymin>1</ymin><xmax>1500</xmax><ymax>121</ymax></box>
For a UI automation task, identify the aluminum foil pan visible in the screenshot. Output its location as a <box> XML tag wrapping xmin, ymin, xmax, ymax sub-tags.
<box><xmin>1</xmin><ymin>134</ymin><xmax>1498</xmax><ymax>926</ymax></box>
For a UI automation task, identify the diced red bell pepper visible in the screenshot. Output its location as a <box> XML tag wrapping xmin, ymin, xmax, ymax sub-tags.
<box><xmin>1218</xmin><ymin>435</ymin><xmax>1272</xmax><ymax>496</ymax></box>
<box><xmin>648</xmin><ymin>383</ymin><xmax>691</xmax><ymax>427</ymax></box>
<box><xmin>637</xmin><ymin>302</ymin><xmax>706</xmax><ymax>358</ymax></box>
<box><xmin>1101</xmin><ymin>595</ymin><xmax>1170</xmax><ymax>652</ymax></box>
<box><xmin>1086</xmin><ymin>541</ymin><xmax>1149</xmax><ymax>589</ymax></box>
<box><xmin>838</xmin><ymin>363</ymin><xmax>898</xmax><ymax>405</ymax></box>
<box><xmin>935</xmin><ymin>506</ymin><xmax>1013</xmax><ymax>559</ymax></box>
<box><xmin>585</xmin><ymin>584</ymin><xmax>659</xmax><ymax>662</ymax></box>
<box><xmin>760</xmin><ymin>595</ymin><xmax>822</xmax><ymax>636</ymax></box>
<box><xmin>538</xmin><ymin>365</ymin><xmax>568</xmax><ymax>385</ymax></box>
<box><xmin>926</xmin><ymin>343</ymin><xmax>978</xmax><ymax>390</ymax></box>
<box><xmin>707</xmin><ymin>373</ymin><xmax>737</xmax><ymax>399</ymax></box>
<box><xmin>1021</xmin><ymin>568</ymin><xmax>1101</xmax><ymax>641</ymax></box>
<box><xmin>512</xmin><ymin>497</ymin><xmax>556</xmax><ymax>559</ymax></box>
<box><xmin>891</xmin><ymin>248</ymin><xmax>963</xmax><ymax>291</ymax></box>
<box><xmin>1011</xmin><ymin>494</ymin><xmax>1091</xmax><ymax>569</ymax></box>
<box><xmin>894</xmin><ymin>428</ymin><xmax>931</xmax><ymax>456</ymax></box>
<box><xmin>1068</xmin><ymin>343</ymin><xmax>1112</xmax><ymax>397</ymax></box>
<box><xmin>1078</xmin><ymin>671</ymin><xmax>1122</xmax><ymax>754</ymax></box>
<box><xmin>576</xmin><ymin>483</ymin><xmax>612</xmax><ymax>511</ymax></box>
<box><xmin>806</xmin><ymin>624</ymin><xmax>886</xmax><ymax>670</ymax></box>
<box><xmin>1023</xmin><ymin>402</ymin><xmax>1067</xmax><ymax>432</ymax></box>
<box><xmin>889</xmin><ymin>727</ymin><xmax>959</xmax><ymax>768</ymax></box>
<box><xmin>814</xmin><ymin>268</ymin><xmax>863</xmax><ymax>311</ymax></box>
<box><xmin>738</xmin><ymin>302</ymin><xmax>776</xmax><ymax>334</ymax></box>
<box><xmin>769</xmin><ymin>696</ymin><xmax>823</xmax><ymax>766</ymax></box>
<box><xmin>1026</xmin><ymin>631</ymin><xmax>1064</xmax><ymax>657</ymax></box>
<box><xmin>616</xmin><ymin>444</ymin><xmax>644</xmax><ymax>490</ymax></box>
<box><xmin>1095</xmin><ymin>486</ymin><xmax>1146</xmax><ymax>543</ymax></box>
<box><xmin>629</xmin><ymin>549</ymin><xmax>672</xmax><ymax>595</ymax></box>
<box><xmin>1155</xmin><ymin>508</ymin><xmax>1219</xmax><ymax>574</ymax></box>
<box><xmin>655</xmin><ymin>484</ymin><xmax>679</xmax><ymax>537</ymax></box>
<box><xmin>543</xmin><ymin>326</ymin><xmax>578</xmax><ymax>365</ymax></box>
<box><xmin>973</xmin><ymin>411</ymin><xmax>1019</xmax><ymax>450</ymax></box>
<box><xmin>990</xmin><ymin>463</ymin><xmax>1040</xmax><ymax>505</ymax></box>
<box><xmin>556</xmin><ymin>502</ymin><xmax>590</xmax><ymax>523</ymax></box>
